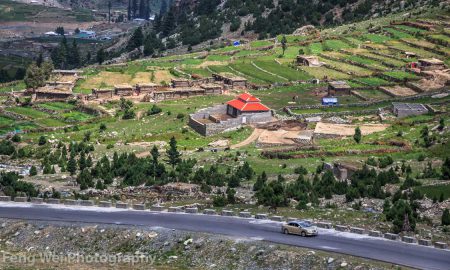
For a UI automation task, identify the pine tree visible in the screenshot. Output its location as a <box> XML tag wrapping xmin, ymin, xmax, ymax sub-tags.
<box><xmin>127</xmin><ymin>0</ymin><xmax>131</xmax><ymax>21</ymax></box>
<box><xmin>253</xmin><ymin>171</ymin><xmax>267</xmax><ymax>191</ymax></box>
<box><xmin>36</xmin><ymin>53</ymin><xmax>43</xmax><ymax>67</ymax></box>
<box><xmin>139</xmin><ymin>0</ymin><xmax>146</xmax><ymax>19</ymax></box>
<box><xmin>127</xmin><ymin>27</ymin><xmax>144</xmax><ymax>51</ymax></box>
<box><xmin>67</xmin><ymin>155</ymin><xmax>77</xmax><ymax>175</ymax></box>
<box><xmin>96</xmin><ymin>48</ymin><xmax>106</xmax><ymax>64</ymax></box>
<box><xmin>442</xmin><ymin>157</ymin><xmax>450</xmax><ymax>180</ymax></box>
<box><xmin>132</xmin><ymin>0</ymin><xmax>138</xmax><ymax>18</ymax></box>
<box><xmin>442</xmin><ymin>209</ymin><xmax>450</xmax><ymax>226</ymax></box>
<box><xmin>68</xmin><ymin>39</ymin><xmax>81</xmax><ymax>68</ymax></box>
<box><xmin>281</xmin><ymin>35</ymin><xmax>287</xmax><ymax>56</ymax></box>
<box><xmin>166</xmin><ymin>136</ymin><xmax>181</xmax><ymax>169</ymax></box>
<box><xmin>160</xmin><ymin>0</ymin><xmax>167</xmax><ymax>15</ymax></box>
<box><xmin>354</xmin><ymin>126</ymin><xmax>362</xmax><ymax>143</ymax></box>
<box><xmin>29</xmin><ymin>165</ymin><xmax>38</xmax><ymax>176</ymax></box>
<box><xmin>79</xmin><ymin>152</ymin><xmax>87</xmax><ymax>170</ymax></box>
<box><xmin>151</xmin><ymin>145</ymin><xmax>159</xmax><ymax>164</ymax></box>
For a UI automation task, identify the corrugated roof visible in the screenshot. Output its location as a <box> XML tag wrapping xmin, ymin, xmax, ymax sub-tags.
<box><xmin>227</xmin><ymin>93</ymin><xmax>270</xmax><ymax>112</ymax></box>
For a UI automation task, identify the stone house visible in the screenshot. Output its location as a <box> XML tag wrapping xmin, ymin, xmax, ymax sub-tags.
<box><xmin>200</xmin><ymin>84</ymin><xmax>223</xmax><ymax>95</ymax></box>
<box><xmin>136</xmin><ymin>83</ymin><xmax>158</xmax><ymax>95</ymax></box>
<box><xmin>92</xmin><ymin>89</ymin><xmax>114</xmax><ymax>99</ymax></box>
<box><xmin>417</xmin><ymin>58</ymin><xmax>446</xmax><ymax>71</ymax></box>
<box><xmin>296</xmin><ymin>55</ymin><xmax>324</xmax><ymax>67</ymax></box>
<box><xmin>212</xmin><ymin>73</ymin><xmax>247</xmax><ymax>89</ymax></box>
<box><xmin>189</xmin><ymin>93</ymin><xmax>272</xmax><ymax>136</ymax></box>
<box><xmin>328</xmin><ymin>81</ymin><xmax>351</xmax><ymax>96</ymax></box>
<box><xmin>34</xmin><ymin>89</ymin><xmax>73</xmax><ymax>101</ymax></box>
<box><xmin>114</xmin><ymin>84</ymin><xmax>134</xmax><ymax>96</ymax></box>
<box><xmin>171</xmin><ymin>78</ymin><xmax>191</xmax><ymax>88</ymax></box>
<box><xmin>392</xmin><ymin>103</ymin><xmax>429</xmax><ymax>118</ymax></box>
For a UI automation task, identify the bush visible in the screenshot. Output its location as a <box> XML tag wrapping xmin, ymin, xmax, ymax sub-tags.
<box><xmin>213</xmin><ymin>194</ymin><xmax>227</xmax><ymax>207</ymax></box>
<box><xmin>11</xmin><ymin>134</ymin><xmax>21</xmax><ymax>143</ymax></box>
<box><xmin>122</xmin><ymin>109</ymin><xmax>136</xmax><ymax>120</ymax></box>
<box><xmin>38</xmin><ymin>136</ymin><xmax>47</xmax><ymax>146</ymax></box>
<box><xmin>29</xmin><ymin>166</ymin><xmax>38</xmax><ymax>176</ymax></box>
<box><xmin>442</xmin><ymin>209</ymin><xmax>450</xmax><ymax>226</ymax></box>
<box><xmin>176</xmin><ymin>113</ymin><xmax>185</xmax><ymax>119</ymax></box>
<box><xmin>147</xmin><ymin>105</ymin><xmax>162</xmax><ymax>115</ymax></box>
<box><xmin>0</xmin><ymin>140</ymin><xmax>15</xmax><ymax>155</ymax></box>
<box><xmin>294</xmin><ymin>166</ymin><xmax>308</xmax><ymax>175</ymax></box>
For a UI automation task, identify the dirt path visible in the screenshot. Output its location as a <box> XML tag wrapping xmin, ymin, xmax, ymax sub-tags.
<box><xmin>230</xmin><ymin>128</ymin><xmax>263</xmax><ymax>149</ymax></box>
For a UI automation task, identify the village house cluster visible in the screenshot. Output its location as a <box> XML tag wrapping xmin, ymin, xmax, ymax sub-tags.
<box><xmin>87</xmin><ymin>73</ymin><xmax>248</xmax><ymax>102</ymax></box>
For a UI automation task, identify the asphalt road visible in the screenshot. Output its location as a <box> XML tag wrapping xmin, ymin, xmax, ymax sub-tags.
<box><xmin>0</xmin><ymin>203</ymin><xmax>449</xmax><ymax>270</ymax></box>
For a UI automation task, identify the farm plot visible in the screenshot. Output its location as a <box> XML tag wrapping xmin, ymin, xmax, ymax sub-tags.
<box><xmin>61</xmin><ymin>111</ymin><xmax>94</xmax><ymax>122</ymax></box>
<box><xmin>383</xmin><ymin>71</ymin><xmax>419</xmax><ymax>81</ymax></box>
<box><xmin>206</xmin><ymin>54</ymin><xmax>232</xmax><ymax>61</ymax></box>
<box><xmin>343</xmin><ymin>37</ymin><xmax>364</xmax><ymax>46</ymax></box>
<box><xmin>35</xmin><ymin>118</ymin><xmax>67</xmax><ymax>127</ymax></box>
<box><xmin>362</xmin><ymin>52</ymin><xmax>406</xmax><ymax>67</ymax></box>
<box><xmin>344</xmin><ymin>55</ymin><xmax>389</xmax><ymax>70</ymax></box>
<box><xmin>300</xmin><ymin>66</ymin><xmax>351</xmax><ymax>80</ymax></box>
<box><xmin>319</xmin><ymin>57</ymin><xmax>373</xmax><ymax>76</ymax></box>
<box><xmin>314</xmin><ymin>122</ymin><xmax>389</xmax><ymax>136</ymax></box>
<box><xmin>379</xmin><ymin>86</ymin><xmax>418</xmax><ymax>97</ymax></box>
<box><xmin>361</xmin><ymin>34</ymin><xmax>392</xmax><ymax>43</ymax></box>
<box><xmin>230</xmin><ymin>62</ymin><xmax>283</xmax><ymax>83</ymax></box>
<box><xmin>250</xmin><ymin>40</ymin><xmax>273</xmax><ymax>48</ymax></box>
<box><xmin>0</xmin><ymin>115</ymin><xmax>14</xmax><ymax>127</ymax></box>
<box><xmin>355</xmin><ymin>77</ymin><xmax>393</xmax><ymax>86</ymax></box>
<box><xmin>394</xmin><ymin>25</ymin><xmax>427</xmax><ymax>34</ymax></box>
<box><xmin>323</xmin><ymin>39</ymin><xmax>352</xmax><ymax>50</ymax></box>
<box><xmin>320</xmin><ymin>51</ymin><xmax>347</xmax><ymax>60</ymax></box>
<box><xmin>387</xmin><ymin>40</ymin><xmax>441</xmax><ymax>58</ymax></box>
<box><xmin>249</xmin><ymin>84</ymin><xmax>321</xmax><ymax>109</ymax></box>
<box><xmin>429</xmin><ymin>34</ymin><xmax>450</xmax><ymax>44</ymax></box>
<box><xmin>352</xmin><ymin>89</ymin><xmax>391</xmax><ymax>100</ymax></box>
<box><xmin>7</xmin><ymin>107</ymin><xmax>49</xmax><ymax>118</ymax></box>
<box><xmin>307</xmin><ymin>43</ymin><xmax>323</xmax><ymax>55</ymax></box>
<box><xmin>384</xmin><ymin>28</ymin><xmax>414</xmax><ymax>39</ymax></box>
<box><xmin>38</xmin><ymin>102</ymin><xmax>76</xmax><ymax>111</ymax></box>
<box><xmin>253</xmin><ymin>61</ymin><xmax>311</xmax><ymax>81</ymax></box>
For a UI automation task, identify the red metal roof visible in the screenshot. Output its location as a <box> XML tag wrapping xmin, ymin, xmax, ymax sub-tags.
<box><xmin>237</xmin><ymin>93</ymin><xmax>260</xmax><ymax>102</ymax></box>
<box><xmin>227</xmin><ymin>94</ymin><xmax>270</xmax><ymax>112</ymax></box>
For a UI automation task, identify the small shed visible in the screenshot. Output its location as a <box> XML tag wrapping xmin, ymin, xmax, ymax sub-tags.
<box><xmin>296</xmin><ymin>55</ymin><xmax>324</xmax><ymax>67</ymax></box>
<box><xmin>136</xmin><ymin>83</ymin><xmax>157</xmax><ymax>95</ymax></box>
<box><xmin>114</xmin><ymin>84</ymin><xmax>134</xmax><ymax>96</ymax></box>
<box><xmin>418</xmin><ymin>58</ymin><xmax>446</xmax><ymax>71</ymax></box>
<box><xmin>392</xmin><ymin>103</ymin><xmax>429</xmax><ymax>118</ymax></box>
<box><xmin>200</xmin><ymin>84</ymin><xmax>223</xmax><ymax>95</ymax></box>
<box><xmin>171</xmin><ymin>78</ymin><xmax>190</xmax><ymax>88</ymax></box>
<box><xmin>328</xmin><ymin>81</ymin><xmax>351</xmax><ymax>96</ymax></box>
<box><xmin>92</xmin><ymin>89</ymin><xmax>114</xmax><ymax>99</ymax></box>
<box><xmin>322</xmin><ymin>97</ymin><xmax>338</xmax><ymax>106</ymax></box>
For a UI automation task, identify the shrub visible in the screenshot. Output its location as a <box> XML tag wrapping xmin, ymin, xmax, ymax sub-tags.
<box><xmin>148</xmin><ymin>105</ymin><xmax>162</xmax><ymax>115</ymax></box>
<box><xmin>176</xmin><ymin>113</ymin><xmax>185</xmax><ymax>119</ymax></box>
<box><xmin>213</xmin><ymin>194</ymin><xmax>227</xmax><ymax>207</ymax></box>
<box><xmin>29</xmin><ymin>166</ymin><xmax>38</xmax><ymax>176</ymax></box>
<box><xmin>38</xmin><ymin>136</ymin><xmax>47</xmax><ymax>146</ymax></box>
<box><xmin>11</xmin><ymin>134</ymin><xmax>21</xmax><ymax>143</ymax></box>
<box><xmin>442</xmin><ymin>209</ymin><xmax>450</xmax><ymax>226</ymax></box>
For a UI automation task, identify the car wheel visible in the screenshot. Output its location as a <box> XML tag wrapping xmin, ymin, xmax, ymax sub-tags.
<box><xmin>283</xmin><ymin>229</ymin><xmax>289</xmax><ymax>235</ymax></box>
<box><xmin>301</xmin><ymin>231</ymin><xmax>306</xmax><ymax>237</ymax></box>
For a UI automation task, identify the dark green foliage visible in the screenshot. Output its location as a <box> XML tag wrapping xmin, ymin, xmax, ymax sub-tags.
<box><xmin>38</xmin><ymin>136</ymin><xmax>47</xmax><ymax>146</ymax></box>
<box><xmin>148</xmin><ymin>105</ymin><xmax>162</xmax><ymax>115</ymax></box>
<box><xmin>213</xmin><ymin>194</ymin><xmax>227</xmax><ymax>207</ymax></box>
<box><xmin>0</xmin><ymin>172</ymin><xmax>38</xmax><ymax>198</ymax></box>
<box><xmin>11</xmin><ymin>134</ymin><xmax>21</xmax><ymax>143</ymax></box>
<box><xmin>442</xmin><ymin>209</ymin><xmax>450</xmax><ymax>226</ymax></box>
<box><xmin>55</xmin><ymin>26</ymin><xmax>65</xmax><ymax>35</ymax></box>
<box><xmin>97</xmin><ymin>48</ymin><xmax>106</xmax><ymax>64</ymax></box>
<box><xmin>442</xmin><ymin>158</ymin><xmax>450</xmax><ymax>180</ymax></box>
<box><xmin>354</xmin><ymin>126</ymin><xmax>361</xmax><ymax>143</ymax></box>
<box><xmin>29</xmin><ymin>166</ymin><xmax>37</xmax><ymax>176</ymax></box>
<box><xmin>0</xmin><ymin>140</ymin><xmax>15</xmax><ymax>155</ymax></box>
<box><xmin>386</xmin><ymin>199</ymin><xmax>416</xmax><ymax>233</ymax></box>
<box><xmin>256</xmin><ymin>175</ymin><xmax>288</xmax><ymax>208</ymax></box>
<box><xmin>127</xmin><ymin>27</ymin><xmax>144</xmax><ymax>51</ymax></box>
<box><xmin>166</xmin><ymin>136</ymin><xmax>181</xmax><ymax>168</ymax></box>
<box><xmin>294</xmin><ymin>166</ymin><xmax>308</xmax><ymax>175</ymax></box>
<box><xmin>253</xmin><ymin>171</ymin><xmax>267</xmax><ymax>191</ymax></box>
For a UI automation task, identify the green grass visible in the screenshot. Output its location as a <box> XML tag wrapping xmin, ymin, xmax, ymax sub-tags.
<box><xmin>206</xmin><ymin>55</ymin><xmax>232</xmax><ymax>61</ymax></box>
<box><xmin>323</xmin><ymin>39</ymin><xmax>352</xmax><ymax>50</ymax></box>
<box><xmin>319</xmin><ymin>57</ymin><xmax>373</xmax><ymax>76</ymax></box>
<box><xmin>429</xmin><ymin>34</ymin><xmax>450</xmax><ymax>44</ymax></box>
<box><xmin>61</xmin><ymin>111</ymin><xmax>94</xmax><ymax>122</ymax></box>
<box><xmin>354</xmin><ymin>89</ymin><xmax>391</xmax><ymax>100</ymax></box>
<box><xmin>307</xmin><ymin>43</ymin><xmax>323</xmax><ymax>55</ymax></box>
<box><xmin>250</xmin><ymin>40</ymin><xmax>273</xmax><ymax>48</ymax></box>
<box><xmin>249</xmin><ymin>84</ymin><xmax>322</xmax><ymax>109</ymax></box>
<box><xmin>230</xmin><ymin>62</ymin><xmax>282</xmax><ymax>84</ymax></box>
<box><xmin>355</xmin><ymin>77</ymin><xmax>393</xmax><ymax>86</ymax></box>
<box><xmin>384</xmin><ymin>28</ymin><xmax>414</xmax><ymax>39</ymax></box>
<box><xmin>38</xmin><ymin>102</ymin><xmax>76</xmax><ymax>111</ymax></box>
<box><xmin>0</xmin><ymin>115</ymin><xmax>14</xmax><ymax>127</ymax></box>
<box><xmin>301</xmin><ymin>66</ymin><xmax>351</xmax><ymax>80</ymax></box>
<box><xmin>344</xmin><ymin>55</ymin><xmax>388</xmax><ymax>70</ymax></box>
<box><xmin>35</xmin><ymin>118</ymin><xmax>67</xmax><ymax>127</ymax></box>
<box><xmin>182</xmin><ymin>67</ymin><xmax>213</xmax><ymax>78</ymax></box>
<box><xmin>383</xmin><ymin>71</ymin><xmax>419</xmax><ymax>80</ymax></box>
<box><xmin>6</xmin><ymin>107</ymin><xmax>48</xmax><ymax>118</ymax></box>
<box><xmin>394</xmin><ymin>25</ymin><xmax>427</xmax><ymax>34</ymax></box>
<box><xmin>253</xmin><ymin>61</ymin><xmax>311</xmax><ymax>81</ymax></box>
<box><xmin>361</xmin><ymin>34</ymin><xmax>392</xmax><ymax>43</ymax></box>
<box><xmin>416</xmin><ymin>184</ymin><xmax>450</xmax><ymax>200</ymax></box>
<box><xmin>0</xmin><ymin>81</ymin><xmax>26</xmax><ymax>93</ymax></box>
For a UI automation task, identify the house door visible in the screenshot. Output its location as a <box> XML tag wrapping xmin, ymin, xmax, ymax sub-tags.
<box><xmin>242</xmin><ymin>117</ymin><xmax>247</xmax><ymax>124</ymax></box>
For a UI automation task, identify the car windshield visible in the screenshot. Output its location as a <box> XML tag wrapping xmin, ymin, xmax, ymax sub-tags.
<box><xmin>299</xmin><ymin>221</ymin><xmax>313</xmax><ymax>227</ymax></box>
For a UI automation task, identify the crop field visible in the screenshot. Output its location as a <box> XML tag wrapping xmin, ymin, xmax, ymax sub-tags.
<box><xmin>230</xmin><ymin>62</ymin><xmax>282</xmax><ymax>84</ymax></box>
<box><xmin>353</xmin><ymin>89</ymin><xmax>391</xmax><ymax>100</ymax></box>
<box><xmin>386</xmin><ymin>40</ymin><xmax>441</xmax><ymax>58</ymax></box>
<box><xmin>320</xmin><ymin>57</ymin><xmax>373</xmax><ymax>76</ymax></box>
<box><xmin>323</xmin><ymin>39</ymin><xmax>352</xmax><ymax>51</ymax></box>
<box><xmin>38</xmin><ymin>102</ymin><xmax>76</xmax><ymax>111</ymax></box>
<box><xmin>361</xmin><ymin>52</ymin><xmax>406</xmax><ymax>67</ymax></box>
<box><xmin>383</xmin><ymin>71</ymin><xmax>419</xmax><ymax>80</ymax></box>
<box><xmin>416</xmin><ymin>184</ymin><xmax>450</xmax><ymax>201</ymax></box>
<box><xmin>250</xmin><ymin>40</ymin><xmax>273</xmax><ymax>48</ymax></box>
<box><xmin>361</xmin><ymin>34</ymin><xmax>392</xmax><ymax>43</ymax></box>
<box><xmin>384</xmin><ymin>28</ymin><xmax>415</xmax><ymax>39</ymax></box>
<box><xmin>343</xmin><ymin>55</ymin><xmax>389</xmax><ymax>70</ymax></box>
<box><xmin>394</xmin><ymin>25</ymin><xmax>427</xmax><ymax>34</ymax></box>
<box><xmin>307</xmin><ymin>43</ymin><xmax>323</xmax><ymax>55</ymax></box>
<box><xmin>0</xmin><ymin>115</ymin><xmax>14</xmax><ymax>127</ymax></box>
<box><xmin>6</xmin><ymin>107</ymin><xmax>49</xmax><ymax>118</ymax></box>
<box><xmin>429</xmin><ymin>34</ymin><xmax>450</xmax><ymax>44</ymax></box>
<box><xmin>249</xmin><ymin>84</ymin><xmax>322</xmax><ymax>109</ymax></box>
<box><xmin>253</xmin><ymin>61</ymin><xmax>311</xmax><ymax>81</ymax></box>
<box><xmin>300</xmin><ymin>66</ymin><xmax>351</xmax><ymax>80</ymax></box>
<box><xmin>355</xmin><ymin>77</ymin><xmax>393</xmax><ymax>86</ymax></box>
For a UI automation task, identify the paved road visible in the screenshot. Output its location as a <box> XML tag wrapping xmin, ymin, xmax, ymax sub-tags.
<box><xmin>0</xmin><ymin>203</ymin><xmax>449</xmax><ymax>270</ymax></box>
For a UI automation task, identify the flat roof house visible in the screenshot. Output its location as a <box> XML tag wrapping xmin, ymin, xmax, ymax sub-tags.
<box><xmin>418</xmin><ymin>58</ymin><xmax>446</xmax><ymax>71</ymax></box>
<box><xmin>226</xmin><ymin>93</ymin><xmax>270</xmax><ymax>118</ymax></box>
<box><xmin>296</xmin><ymin>55</ymin><xmax>324</xmax><ymax>67</ymax></box>
<box><xmin>328</xmin><ymin>81</ymin><xmax>351</xmax><ymax>96</ymax></box>
<box><xmin>392</xmin><ymin>103</ymin><xmax>429</xmax><ymax>118</ymax></box>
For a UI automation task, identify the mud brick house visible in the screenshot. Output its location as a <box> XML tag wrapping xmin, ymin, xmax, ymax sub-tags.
<box><xmin>114</xmin><ymin>84</ymin><xmax>134</xmax><ymax>96</ymax></box>
<box><xmin>34</xmin><ymin>89</ymin><xmax>73</xmax><ymax>101</ymax></box>
<box><xmin>212</xmin><ymin>73</ymin><xmax>247</xmax><ymax>89</ymax></box>
<box><xmin>171</xmin><ymin>78</ymin><xmax>191</xmax><ymax>88</ymax></box>
<box><xmin>392</xmin><ymin>103</ymin><xmax>429</xmax><ymax>118</ymax></box>
<box><xmin>296</xmin><ymin>55</ymin><xmax>324</xmax><ymax>67</ymax></box>
<box><xmin>136</xmin><ymin>83</ymin><xmax>158</xmax><ymax>95</ymax></box>
<box><xmin>189</xmin><ymin>93</ymin><xmax>272</xmax><ymax>136</ymax></box>
<box><xmin>328</xmin><ymin>81</ymin><xmax>351</xmax><ymax>96</ymax></box>
<box><xmin>200</xmin><ymin>84</ymin><xmax>223</xmax><ymax>95</ymax></box>
<box><xmin>417</xmin><ymin>58</ymin><xmax>446</xmax><ymax>71</ymax></box>
<box><xmin>153</xmin><ymin>88</ymin><xmax>204</xmax><ymax>101</ymax></box>
<box><xmin>92</xmin><ymin>89</ymin><xmax>114</xmax><ymax>99</ymax></box>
